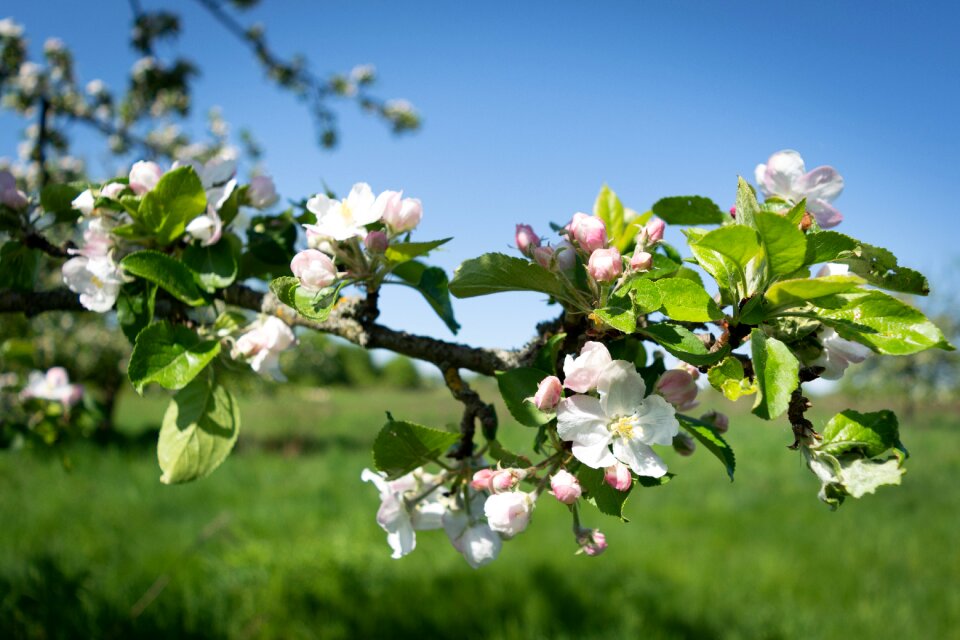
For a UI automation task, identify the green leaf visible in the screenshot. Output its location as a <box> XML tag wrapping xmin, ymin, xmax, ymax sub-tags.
<box><xmin>392</xmin><ymin>260</ymin><xmax>460</xmax><ymax>334</ymax></box>
<box><xmin>245</xmin><ymin>213</ymin><xmax>298</xmax><ymax>267</ymax></box>
<box><xmin>182</xmin><ymin>234</ymin><xmax>240</xmax><ymax>292</ymax></box>
<box><xmin>576</xmin><ymin>465</ymin><xmax>634</xmax><ymax>521</ymax></box>
<box><xmin>128</xmin><ymin>321</ymin><xmax>221</xmax><ymax>394</ymax></box>
<box><xmin>449</xmin><ymin>252</ymin><xmax>569</xmax><ymax>301</ymax></box>
<box><xmin>754</xmin><ymin>210</ymin><xmax>807</xmax><ymax>278</ymax></box>
<box><xmin>532</xmin><ymin>332</ymin><xmax>566</xmax><ymax>374</ymax></box>
<box><xmin>212</xmin><ymin>310</ymin><xmax>248</xmax><ymax>334</ymax></box>
<box><xmin>495</xmin><ymin>368</ymin><xmax>554</xmax><ymax>427</ymax></box>
<box><xmin>158</xmin><ymin>371</ymin><xmax>240</xmax><ymax>484</ymax></box>
<box><xmin>0</xmin><ymin>242</ymin><xmax>41</xmax><ymax>291</ymax></box>
<box><xmin>651</xmin><ymin>195</ymin><xmax>726</xmax><ymax>225</ymax></box>
<box><xmin>120</xmin><ymin>250</ymin><xmax>207</xmax><ymax>306</ymax></box>
<box><xmin>134</xmin><ymin>166</ymin><xmax>207</xmax><ymax>245</ymax></box>
<box><xmin>677</xmin><ymin>414</ymin><xmax>736</xmax><ymax>480</ymax></box>
<box><xmin>750</xmin><ymin>329</ymin><xmax>799</xmax><ymax>420</ymax></box>
<box><xmin>817</xmin><ymin>410</ymin><xmax>905</xmax><ymax>459</ymax></box>
<box><xmin>655</xmin><ymin>278</ymin><xmax>724</xmax><ymax>322</ymax></box>
<box><xmin>689</xmin><ymin>224</ymin><xmax>762</xmax><ymax>299</ymax></box>
<box><xmin>40</xmin><ymin>183</ymin><xmax>83</xmax><ymax>223</ymax></box>
<box><xmin>810</xmin><ymin>291</ymin><xmax>954</xmax><ymax>355</ymax></box>
<box><xmin>116</xmin><ymin>280</ymin><xmax>157</xmax><ymax>343</ymax></box>
<box><xmin>614</xmin><ymin>277</ymin><xmax>662</xmax><ymax>314</ymax></box>
<box><xmin>486</xmin><ymin>440</ymin><xmax>531</xmax><ymax>467</ymax></box>
<box><xmin>734</xmin><ymin>176</ymin><xmax>760</xmax><ymax>229</ymax></box>
<box><xmin>706</xmin><ymin>356</ymin><xmax>756</xmax><ymax>401</ymax></box>
<box><xmin>593</xmin><ymin>185</ymin><xmax>625</xmax><ymax>243</ymax></box>
<box><xmin>594</xmin><ymin>301</ymin><xmax>637</xmax><ymax>333</ymax></box>
<box><xmin>640</xmin><ymin>323</ymin><xmax>730</xmax><ymax>366</ymax></box>
<box><xmin>372</xmin><ymin>419</ymin><xmax>461</xmax><ymax>480</ymax></box>
<box><xmin>384</xmin><ymin>237</ymin><xmax>452</xmax><ymax>265</ymax></box>
<box><xmin>805</xmin><ymin>231</ymin><xmax>929</xmax><ymax>295</ymax></box>
<box><xmin>838</xmin><ymin>457</ymin><xmax>904</xmax><ymax>498</ymax></box>
<box><xmin>270</xmin><ymin>276</ymin><xmax>343</xmax><ymax>322</ymax></box>
<box><xmin>783</xmin><ymin>199</ymin><xmax>807</xmax><ymax>226</ymax></box>
<box><xmin>763</xmin><ymin>274</ymin><xmax>865</xmax><ymax>312</ymax></box>
<box><xmin>630</xmin><ymin>253</ymin><xmax>681</xmax><ymax>281</ymax></box>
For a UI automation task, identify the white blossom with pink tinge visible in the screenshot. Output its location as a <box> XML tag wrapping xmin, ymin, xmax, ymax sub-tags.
<box><xmin>305</xmin><ymin>183</ymin><xmax>383</xmax><ymax>241</ymax></box>
<box><xmin>362</xmin><ymin>468</ymin><xmax>445</xmax><ymax>559</ymax></box>
<box><xmin>755</xmin><ymin>150</ymin><xmax>845</xmax><ymax>229</ymax></box>
<box><xmin>562</xmin><ymin>341</ymin><xmax>612</xmax><ymax>393</ymax></box>
<box><xmin>233</xmin><ymin>316</ymin><xmax>296</xmax><ymax>380</ymax></box>
<box><xmin>21</xmin><ymin>367</ymin><xmax>83</xmax><ymax>407</ymax></box>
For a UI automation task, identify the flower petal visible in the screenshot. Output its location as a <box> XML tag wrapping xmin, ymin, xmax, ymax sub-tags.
<box><xmin>386</xmin><ymin>522</ymin><xmax>416</xmax><ymax>559</ymax></box>
<box><xmin>635</xmin><ymin>394</ymin><xmax>679</xmax><ymax>446</ymax></box>
<box><xmin>306</xmin><ymin>193</ymin><xmax>335</xmax><ymax>217</ymax></box>
<box><xmin>346</xmin><ymin>182</ymin><xmax>377</xmax><ymax>220</ymax></box>
<box><xmin>613</xmin><ymin>439</ymin><xmax>668</xmax><ymax>477</ymax></box>
<box><xmin>597</xmin><ymin>360</ymin><xmax>646</xmax><ymax>418</ymax></box>
<box><xmin>795</xmin><ymin>166</ymin><xmax>843</xmax><ymax>203</ymax></box>
<box><xmin>807</xmin><ymin>198</ymin><xmax>843</xmax><ymax>229</ymax></box>
<box><xmin>572</xmin><ymin>441</ymin><xmax>617</xmax><ymax>469</ymax></box>
<box><xmin>760</xmin><ymin>149</ymin><xmax>805</xmax><ymax>198</ymax></box>
<box><xmin>556</xmin><ymin>395</ymin><xmax>609</xmax><ymax>447</ymax></box>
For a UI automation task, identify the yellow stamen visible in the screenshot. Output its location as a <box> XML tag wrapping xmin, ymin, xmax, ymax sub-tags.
<box><xmin>611</xmin><ymin>416</ymin><xmax>635</xmax><ymax>440</ymax></box>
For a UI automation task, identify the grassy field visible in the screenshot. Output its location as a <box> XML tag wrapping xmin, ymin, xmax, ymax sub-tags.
<box><xmin>1</xmin><ymin>382</ymin><xmax>958</xmax><ymax>639</ymax></box>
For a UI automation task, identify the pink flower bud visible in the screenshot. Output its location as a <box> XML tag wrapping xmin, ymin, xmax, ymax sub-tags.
<box><xmin>673</xmin><ymin>432</ymin><xmax>697</xmax><ymax>456</ymax></box>
<box><xmin>729</xmin><ymin>206</ymin><xmax>737</xmax><ymax>218</ymax></box>
<box><xmin>700</xmin><ymin>410</ymin><xmax>729</xmax><ymax>434</ymax></box>
<box><xmin>576</xmin><ymin>528</ymin><xmax>607</xmax><ymax>556</ymax></box>
<box><xmin>470</xmin><ymin>468</ymin><xmax>496</xmax><ymax>491</ymax></box>
<box><xmin>364</xmin><ymin>230</ymin><xmax>388</xmax><ymax>253</ymax></box>
<box><xmin>571</xmin><ymin>213</ymin><xmax>607</xmax><ymax>253</ymax></box>
<box><xmin>383</xmin><ymin>196</ymin><xmax>422</xmax><ymax>233</ymax></box>
<box><xmin>248</xmin><ymin>175</ymin><xmax>279</xmax><ymax>209</ymax></box>
<box><xmin>655</xmin><ymin>369</ymin><xmax>699</xmax><ymax>410</ymax></box>
<box><xmin>489</xmin><ymin>468</ymin><xmax>522</xmax><ymax>493</ymax></box>
<box><xmin>290</xmin><ymin>249</ymin><xmax>337</xmax><ymax>291</ymax></box>
<box><xmin>100</xmin><ymin>182</ymin><xmax>125</xmax><ymax>199</ymax></box>
<box><xmin>587</xmin><ymin>247</ymin><xmax>622</xmax><ymax>282</ymax></box>
<box><xmin>531</xmin><ymin>375</ymin><xmax>562</xmax><ymax>412</ymax></box>
<box><xmin>679</xmin><ymin>363</ymin><xmax>700</xmax><ymax>380</ymax></box>
<box><xmin>515</xmin><ymin>224</ymin><xmax>540</xmax><ymax>256</ymax></box>
<box><xmin>644</xmin><ymin>218</ymin><xmax>665</xmax><ymax>244</ymax></box>
<box><xmin>128</xmin><ymin>160</ymin><xmax>163</xmax><ymax>195</ymax></box>
<box><xmin>532</xmin><ymin>245</ymin><xmax>555</xmax><ymax>269</ymax></box>
<box><xmin>630</xmin><ymin>250</ymin><xmax>653</xmax><ymax>271</ymax></box>
<box><xmin>604</xmin><ymin>462</ymin><xmax>632</xmax><ymax>492</ymax></box>
<box><xmin>549</xmin><ymin>469</ymin><xmax>582</xmax><ymax>504</ymax></box>
<box><xmin>484</xmin><ymin>491</ymin><xmax>536</xmax><ymax>538</ymax></box>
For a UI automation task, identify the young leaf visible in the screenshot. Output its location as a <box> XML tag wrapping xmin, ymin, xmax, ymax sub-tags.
<box><xmin>689</xmin><ymin>224</ymin><xmax>762</xmax><ymax>299</ymax></box>
<box><xmin>734</xmin><ymin>176</ymin><xmax>760</xmax><ymax>229</ymax></box>
<box><xmin>120</xmin><ymin>250</ymin><xmax>207</xmax><ymax>306</ymax></box>
<box><xmin>655</xmin><ymin>278</ymin><xmax>724</xmax><ymax>322</ymax></box>
<box><xmin>384</xmin><ymin>237</ymin><xmax>452</xmax><ymax>265</ymax></box>
<box><xmin>116</xmin><ymin>280</ymin><xmax>157</xmax><ymax>343</ymax></box>
<box><xmin>651</xmin><ymin>195</ymin><xmax>726</xmax><ymax>225</ymax></box>
<box><xmin>576</xmin><ymin>465</ymin><xmax>634</xmax><ymax>521</ymax></box>
<box><xmin>182</xmin><ymin>234</ymin><xmax>240</xmax><ymax>292</ymax></box>
<box><xmin>677</xmin><ymin>414</ymin><xmax>736</xmax><ymax>481</ymax></box>
<box><xmin>134</xmin><ymin>166</ymin><xmax>207</xmax><ymax>245</ymax></box>
<box><xmin>750</xmin><ymin>329</ymin><xmax>799</xmax><ymax>420</ymax></box>
<box><xmin>449</xmin><ymin>253</ymin><xmax>569</xmax><ymax>301</ymax></box>
<box><xmin>128</xmin><ymin>321</ymin><xmax>221</xmax><ymax>394</ymax></box>
<box><xmin>763</xmin><ymin>274</ymin><xmax>864</xmax><ymax>312</ymax></box>
<box><xmin>391</xmin><ymin>260</ymin><xmax>460</xmax><ymax>334</ymax></box>
<box><xmin>706</xmin><ymin>356</ymin><xmax>756</xmax><ymax>401</ymax></box>
<box><xmin>817</xmin><ymin>409</ymin><xmax>905</xmax><ymax>459</ymax></box>
<box><xmin>630</xmin><ymin>253</ymin><xmax>681</xmax><ymax>281</ymax></box>
<box><xmin>495</xmin><ymin>368</ymin><xmax>554</xmax><ymax>427</ymax></box>
<box><xmin>805</xmin><ymin>231</ymin><xmax>930</xmax><ymax>295</ymax></box>
<box><xmin>158</xmin><ymin>371</ymin><xmax>241</xmax><ymax>484</ymax></box>
<box><xmin>532</xmin><ymin>332</ymin><xmax>566</xmax><ymax>374</ymax></box>
<box><xmin>270</xmin><ymin>277</ymin><xmax>344</xmax><ymax>322</ymax></box>
<box><xmin>372</xmin><ymin>419</ymin><xmax>461</xmax><ymax>480</ymax></box>
<box><xmin>640</xmin><ymin>323</ymin><xmax>730</xmax><ymax>366</ymax></box>
<box><xmin>593</xmin><ymin>185</ymin><xmax>625</xmax><ymax>244</ymax></box>
<box><xmin>754</xmin><ymin>210</ymin><xmax>807</xmax><ymax>278</ymax></box>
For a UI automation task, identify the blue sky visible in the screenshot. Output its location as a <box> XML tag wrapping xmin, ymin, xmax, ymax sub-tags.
<box><xmin>2</xmin><ymin>1</ymin><xmax>958</xmax><ymax>349</ymax></box>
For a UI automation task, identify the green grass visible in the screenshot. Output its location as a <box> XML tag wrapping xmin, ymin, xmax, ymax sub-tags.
<box><xmin>1</xmin><ymin>384</ymin><xmax>958</xmax><ymax>639</ymax></box>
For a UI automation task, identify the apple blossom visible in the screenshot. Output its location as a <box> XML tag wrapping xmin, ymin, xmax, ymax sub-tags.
<box><xmin>557</xmin><ymin>359</ymin><xmax>679</xmax><ymax>476</ymax></box>
<box><xmin>20</xmin><ymin>367</ymin><xmax>83</xmax><ymax>408</ymax></box>
<box><xmin>290</xmin><ymin>249</ymin><xmax>338</xmax><ymax>291</ymax></box>
<box><xmin>630</xmin><ymin>249</ymin><xmax>653</xmax><ymax>271</ymax></box>
<box><xmin>305</xmin><ymin>182</ymin><xmax>383</xmax><ymax>241</ymax></box>
<box><xmin>549</xmin><ymin>470</ymin><xmax>582</xmax><ymax>504</ymax></box>
<box><xmin>364</xmin><ymin>230</ymin><xmax>388</xmax><ymax>254</ymax></box>
<box><xmin>562</xmin><ymin>341</ymin><xmax>612</xmax><ymax>393</ymax></box>
<box><xmin>644</xmin><ymin>218</ymin><xmax>665</xmax><ymax>244</ymax></box>
<box><xmin>185</xmin><ymin>208</ymin><xmax>223</xmax><ymax>246</ymax></box>
<box><xmin>100</xmin><ymin>182</ymin><xmax>126</xmax><ymax>199</ymax></box>
<box><xmin>71</xmin><ymin>189</ymin><xmax>96</xmax><ymax>216</ymax></box>
<box><xmin>0</xmin><ymin>170</ymin><xmax>28</xmax><ymax>209</ymax></box>
<box><xmin>442</xmin><ymin>507</ymin><xmax>502</xmax><ymax>569</ymax></box>
<box><xmin>383</xmin><ymin>196</ymin><xmax>422</xmax><ymax>234</ymax></box>
<box><xmin>700</xmin><ymin>410</ymin><xmax>729</xmax><ymax>434</ymax></box>
<box><xmin>62</xmin><ymin>253</ymin><xmax>127</xmax><ymax>313</ymax></box>
<box><xmin>128</xmin><ymin>160</ymin><xmax>163</xmax><ymax>195</ymax></box>
<box><xmin>306</xmin><ymin>228</ymin><xmax>337</xmax><ymax>255</ymax></box>
<box><xmin>515</xmin><ymin>224</ymin><xmax>540</xmax><ymax>256</ymax></box>
<box><xmin>484</xmin><ymin>490</ymin><xmax>536</xmax><ymax>538</ymax></box>
<box><xmin>248</xmin><ymin>175</ymin><xmax>279</xmax><ymax>209</ymax></box>
<box><xmin>655</xmin><ymin>369</ymin><xmax>699</xmax><ymax>411</ymax></box>
<box><xmin>233</xmin><ymin>316</ymin><xmax>297</xmax><ymax>380</ymax></box>
<box><xmin>529</xmin><ymin>375</ymin><xmax>562</xmax><ymax>412</ymax></box>
<box><xmin>673</xmin><ymin>432</ymin><xmax>697</xmax><ymax>456</ymax></box>
<box><xmin>604</xmin><ymin>462</ymin><xmax>633</xmax><ymax>492</ymax></box>
<box><xmin>570</xmin><ymin>212</ymin><xmax>607</xmax><ymax>253</ymax></box>
<box><xmin>361</xmin><ymin>468</ymin><xmax>445</xmax><ymax>559</ymax></box>
<box><xmin>587</xmin><ymin>247</ymin><xmax>622</xmax><ymax>282</ymax></box>
<box><xmin>576</xmin><ymin>528</ymin><xmax>608</xmax><ymax>556</ymax></box>
<box><xmin>532</xmin><ymin>245</ymin><xmax>555</xmax><ymax>269</ymax></box>
<box><xmin>755</xmin><ymin>150</ymin><xmax>844</xmax><ymax>229</ymax></box>
<box><xmin>471</xmin><ymin>467</ymin><xmax>524</xmax><ymax>493</ymax></box>
<box><xmin>813</xmin><ymin>328</ymin><xmax>873</xmax><ymax>380</ymax></box>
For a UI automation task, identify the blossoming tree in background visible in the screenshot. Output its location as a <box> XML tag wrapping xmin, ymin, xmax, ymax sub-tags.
<box><xmin>0</xmin><ymin>10</ymin><xmax>954</xmax><ymax>569</ymax></box>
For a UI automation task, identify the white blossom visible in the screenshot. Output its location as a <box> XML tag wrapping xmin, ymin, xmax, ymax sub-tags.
<box><xmin>305</xmin><ymin>183</ymin><xmax>383</xmax><ymax>241</ymax></box>
<box><xmin>562</xmin><ymin>341</ymin><xmax>612</xmax><ymax>393</ymax></box>
<box><xmin>362</xmin><ymin>468</ymin><xmax>445</xmax><ymax>559</ymax></box>
<box><xmin>755</xmin><ymin>150</ymin><xmax>845</xmax><ymax>229</ymax></box>
<box><xmin>232</xmin><ymin>316</ymin><xmax>296</xmax><ymax>379</ymax></box>
<box><xmin>21</xmin><ymin>367</ymin><xmax>83</xmax><ymax>407</ymax></box>
<box><xmin>484</xmin><ymin>490</ymin><xmax>536</xmax><ymax>538</ymax></box>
